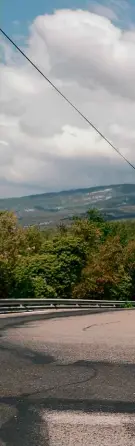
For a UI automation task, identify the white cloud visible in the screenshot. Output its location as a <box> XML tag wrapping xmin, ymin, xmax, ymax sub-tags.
<box><xmin>89</xmin><ymin>2</ymin><xmax>118</xmax><ymax>20</ymax></box>
<box><xmin>90</xmin><ymin>1</ymin><xmax>134</xmax><ymax>29</ymax></box>
<box><xmin>1</xmin><ymin>8</ymin><xmax>135</xmax><ymax>197</ymax></box>
<box><xmin>109</xmin><ymin>0</ymin><xmax>129</xmax><ymax>12</ymax></box>
<box><xmin>0</xmin><ymin>140</ymin><xmax>9</xmax><ymax>146</ymax></box>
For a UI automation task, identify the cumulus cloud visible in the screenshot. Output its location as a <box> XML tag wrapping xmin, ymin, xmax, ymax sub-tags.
<box><xmin>1</xmin><ymin>8</ymin><xmax>135</xmax><ymax>197</ymax></box>
<box><xmin>89</xmin><ymin>2</ymin><xmax>118</xmax><ymax>20</ymax></box>
<box><xmin>90</xmin><ymin>0</ymin><xmax>134</xmax><ymax>28</ymax></box>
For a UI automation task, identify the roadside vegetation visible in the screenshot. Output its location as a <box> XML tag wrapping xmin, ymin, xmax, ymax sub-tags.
<box><xmin>0</xmin><ymin>209</ymin><xmax>135</xmax><ymax>301</ymax></box>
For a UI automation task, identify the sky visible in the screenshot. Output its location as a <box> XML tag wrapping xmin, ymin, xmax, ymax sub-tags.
<box><xmin>1</xmin><ymin>1</ymin><xmax>135</xmax><ymax>197</ymax></box>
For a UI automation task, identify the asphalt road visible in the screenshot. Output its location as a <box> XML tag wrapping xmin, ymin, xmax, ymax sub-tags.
<box><xmin>0</xmin><ymin>310</ymin><xmax>135</xmax><ymax>445</ymax></box>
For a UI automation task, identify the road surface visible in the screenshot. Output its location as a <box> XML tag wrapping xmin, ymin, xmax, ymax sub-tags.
<box><xmin>0</xmin><ymin>310</ymin><xmax>135</xmax><ymax>445</ymax></box>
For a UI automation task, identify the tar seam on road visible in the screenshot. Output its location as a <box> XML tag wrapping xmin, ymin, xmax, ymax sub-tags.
<box><xmin>83</xmin><ymin>320</ymin><xmax>120</xmax><ymax>331</ymax></box>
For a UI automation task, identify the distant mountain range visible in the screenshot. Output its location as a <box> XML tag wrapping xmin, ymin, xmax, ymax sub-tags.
<box><xmin>1</xmin><ymin>183</ymin><xmax>135</xmax><ymax>227</ymax></box>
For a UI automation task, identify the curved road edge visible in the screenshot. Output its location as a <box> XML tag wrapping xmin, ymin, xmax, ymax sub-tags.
<box><xmin>0</xmin><ymin>307</ymin><xmax>131</xmax><ymax>332</ymax></box>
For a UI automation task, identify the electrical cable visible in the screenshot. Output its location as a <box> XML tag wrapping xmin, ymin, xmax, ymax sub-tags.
<box><xmin>0</xmin><ymin>27</ymin><xmax>135</xmax><ymax>171</ymax></box>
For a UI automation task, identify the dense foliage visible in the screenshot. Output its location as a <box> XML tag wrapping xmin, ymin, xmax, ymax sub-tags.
<box><xmin>1</xmin><ymin>209</ymin><xmax>135</xmax><ymax>300</ymax></box>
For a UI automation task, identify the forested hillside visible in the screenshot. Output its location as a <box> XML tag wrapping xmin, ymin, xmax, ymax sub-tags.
<box><xmin>1</xmin><ymin>184</ymin><xmax>135</xmax><ymax>227</ymax></box>
<box><xmin>0</xmin><ymin>209</ymin><xmax>135</xmax><ymax>301</ymax></box>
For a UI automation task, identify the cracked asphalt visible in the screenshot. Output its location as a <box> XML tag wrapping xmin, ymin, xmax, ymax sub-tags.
<box><xmin>0</xmin><ymin>310</ymin><xmax>135</xmax><ymax>445</ymax></box>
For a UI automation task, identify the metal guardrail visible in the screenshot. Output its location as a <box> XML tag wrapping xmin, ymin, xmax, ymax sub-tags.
<box><xmin>0</xmin><ymin>299</ymin><xmax>134</xmax><ymax>314</ymax></box>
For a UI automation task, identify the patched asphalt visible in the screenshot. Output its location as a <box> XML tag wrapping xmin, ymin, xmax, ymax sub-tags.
<box><xmin>0</xmin><ymin>310</ymin><xmax>135</xmax><ymax>445</ymax></box>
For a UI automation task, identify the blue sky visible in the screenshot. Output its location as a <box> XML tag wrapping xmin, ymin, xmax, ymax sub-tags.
<box><xmin>1</xmin><ymin>0</ymin><xmax>89</xmax><ymax>36</ymax></box>
<box><xmin>2</xmin><ymin>0</ymin><xmax>135</xmax><ymax>38</ymax></box>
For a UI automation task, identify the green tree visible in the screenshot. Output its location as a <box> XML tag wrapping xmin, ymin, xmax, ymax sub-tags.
<box><xmin>73</xmin><ymin>236</ymin><xmax>131</xmax><ymax>300</ymax></box>
<box><xmin>0</xmin><ymin>256</ymin><xmax>13</xmax><ymax>299</ymax></box>
<box><xmin>13</xmin><ymin>254</ymin><xmax>57</xmax><ymax>299</ymax></box>
<box><xmin>25</xmin><ymin>226</ymin><xmax>42</xmax><ymax>254</ymax></box>
<box><xmin>0</xmin><ymin>209</ymin><xmax>134</xmax><ymax>302</ymax></box>
<box><xmin>87</xmin><ymin>208</ymin><xmax>105</xmax><ymax>224</ymax></box>
<box><xmin>0</xmin><ymin>211</ymin><xmax>26</xmax><ymax>264</ymax></box>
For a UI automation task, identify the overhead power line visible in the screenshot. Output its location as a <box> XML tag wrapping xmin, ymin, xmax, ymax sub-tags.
<box><xmin>0</xmin><ymin>27</ymin><xmax>135</xmax><ymax>172</ymax></box>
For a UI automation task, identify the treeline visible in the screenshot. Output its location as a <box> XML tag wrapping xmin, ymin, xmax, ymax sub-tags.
<box><xmin>0</xmin><ymin>209</ymin><xmax>135</xmax><ymax>300</ymax></box>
